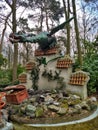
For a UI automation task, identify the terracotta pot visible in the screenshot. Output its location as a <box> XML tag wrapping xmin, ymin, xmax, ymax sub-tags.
<box><xmin>0</xmin><ymin>92</ymin><xmax>6</xmax><ymax>101</ymax></box>
<box><xmin>0</xmin><ymin>101</ymin><xmax>5</xmax><ymax>109</ymax></box>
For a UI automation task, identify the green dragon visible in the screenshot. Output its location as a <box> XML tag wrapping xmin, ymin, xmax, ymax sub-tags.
<box><xmin>9</xmin><ymin>17</ymin><xmax>74</xmax><ymax>51</ymax></box>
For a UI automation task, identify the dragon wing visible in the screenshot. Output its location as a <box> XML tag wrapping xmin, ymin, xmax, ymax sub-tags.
<box><xmin>49</xmin><ymin>16</ymin><xmax>74</xmax><ymax>36</ymax></box>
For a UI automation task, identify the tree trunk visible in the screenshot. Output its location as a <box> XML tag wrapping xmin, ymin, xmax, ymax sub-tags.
<box><xmin>8</xmin><ymin>45</ymin><xmax>11</xmax><ymax>69</ymax></box>
<box><xmin>40</xmin><ymin>8</ymin><xmax>43</xmax><ymax>31</ymax></box>
<box><xmin>62</xmin><ymin>0</ymin><xmax>71</xmax><ymax>55</ymax></box>
<box><xmin>44</xmin><ymin>1</ymin><xmax>49</xmax><ymax>31</ymax></box>
<box><xmin>46</xmin><ymin>10</ymin><xmax>49</xmax><ymax>31</ymax></box>
<box><xmin>66</xmin><ymin>0</ymin><xmax>71</xmax><ymax>55</ymax></box>
<box><xmin>12</xmin><ymin>0</ymin><xmax>18</xmax><ymax>81</ymax></box>
<box><xmin>72</xmin><ymin>0</ymin><xmax>82</xmax><ymax>66</ymax></box>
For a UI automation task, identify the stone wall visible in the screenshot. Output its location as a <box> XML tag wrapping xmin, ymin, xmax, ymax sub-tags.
<box><xmin>66</xmin><ymin>71</ymin><xmax>90</xmax><ymax>99</ymax></box>
<box><xmin>18</xmin><ymin>48</ymin><xmax>89</xmax><ymax>99</ymax></box>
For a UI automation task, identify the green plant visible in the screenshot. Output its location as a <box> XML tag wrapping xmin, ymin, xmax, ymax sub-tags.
<box><xmin>82</xmin><ymin>53</ymin><xmax>98</xmax><ymax>94</ymax></box>
<box><xmin>73</xmin><ymin>53</ymin><xmax>98</xmax><ymax>94</ymax></box>
<box><xmin>0</xmin><ymin>54</ymin><xmax>7</xmax><ymax>69</ymax></box>
<box><xmin>0</xmin><ymin>64</ymin><xmax>25</xmax><ymax>89</ymax></box>
<box><xmin>0</xmin><ymin>69</ymin><xmax>11</xmax><ymax>80</ymax></box>
<box><xmin>73</xmin><ymin>39</ymin><xmax>98</xmax><ymax>95</ymax></box>
<box><xmin>0</xmin><ymin>69</ymin><xmax>12</xmax><ymax>90</ymax></box>
<box><xmin>0</xmin><ymin>78</ymin><xmax>10</xmax><ymax>85</ymax></box>
<box><xmin>17</xmin><ymin>64</ymin><xmax>26</xmax><ymax>76</ymax></box>
<box><xmin>72</xmin><ymin>59</ymin><xmax>81</xmax><ymax>72</ymax></box>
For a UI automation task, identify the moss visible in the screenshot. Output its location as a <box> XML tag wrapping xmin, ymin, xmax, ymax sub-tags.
<box><xmin>68</xmin><ymin>99</ymin><xmax>81</xmax><ymax>106</ymax></box>
<box><xmin>35</xmin><ymin>108</ymin><xmax>44</xmax><ymax>117</ymax></box>
<box><xmin>60</xmin><ymin>103</ymin><xmax>68</xmax><ymax>109</ymax></box>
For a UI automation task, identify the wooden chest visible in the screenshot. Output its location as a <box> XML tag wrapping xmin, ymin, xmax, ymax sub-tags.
<box><xmin>5</xmin><ymin>85</ymin><xmax>28</xmax><ymax>104</ymax></box>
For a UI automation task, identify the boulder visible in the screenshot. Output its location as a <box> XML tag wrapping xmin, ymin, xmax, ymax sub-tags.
<box><xmin>57</xmin><ymin>107</ymin><xmax>67</xmax><ymax>115</ymax></box>
<box><xmin>25</xmin><ymin>105</ymin><xmax>36</xmax><ymax>113</ymax></box>
<box><xmin>80</xmin><ymin>101</ymin><xmax>90</xmax><ymax>111</ymax></box>
<box><xmin>68</xmin><ymin>99</ymin><xmax>81</xmax><ymax>106</ymax></box>
<box><xmin>29</xmin><ymin>97</ymin><xmax>36</xmax><ymax>103</ymax></box>
<box><xmin>45</xmin><ymin>95</ymin><xmax>54</xmax><ymax>104</ymax></box>
<box><xmin>70</xmin><ymin>94</ymin><xmax>81</xmax><ymax>100</ymax></box>
<box><xmin>48</xmin><ymin>105</ymin><xmax>59</xmax><ymax>112</ymax></box>
<box><xmin>89</xmin><ymin>97</ymin><xmax>97</xmax><ymax>102</ymax></box>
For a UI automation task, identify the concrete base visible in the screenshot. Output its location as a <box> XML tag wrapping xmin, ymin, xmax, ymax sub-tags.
<box><xmin>66</xmin><ymin>84</ymin><xmax>88</xmax><ymax>99</ymax></box>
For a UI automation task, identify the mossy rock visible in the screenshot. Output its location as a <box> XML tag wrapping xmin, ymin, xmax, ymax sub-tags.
<box><xmin>25</xmin><ymin>104</ymin><xmax>36</xmax><ymax>113</ymax></box>
<box><xmin>57</xmin><ymin>107</ymin><xmax>68</xmax><ymax>115</ymax></box>
<box><xmin>20</xmin><ymin>106</ymin><xmax>26</xmax><ymax>114</ymax></box>
<box><xmin>11</xmin><ymin>105</ymin><xmax>20</xmax><ymax>114</ymax></box>
<box><xmin>48</xmin><ymin>105</ymin><xmax>59</xmax><ymax>112</ymax></box>
<box><xmin>60</xmin><ymin>103</ymin><xmax>68</xmax><ymax>109</ymax></box>
<box><xmin>57</xmin><ymin>103</ymin><xmax>68</xmax><ymax>115</ymax></box>
<box><xmin>68</xmin><ymin>99</ymin><xmax>81</xmax><ymax>106</ymax></box>
<box><xmin>59</xmin><ymin>99</ymin><xmax>68</xmax><ymax>104</ymax></box>
<box><xmin>35</xmin><ymin>107</ymin><xmax>44</xmax><ymax>117</ymax></box>
<box><xmin>89</xmin><ymin>103</ymin><xmax>97</xmax><ymax>111</ymax></box>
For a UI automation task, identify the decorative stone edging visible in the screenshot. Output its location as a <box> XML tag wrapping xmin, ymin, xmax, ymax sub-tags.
<box><xmin>27</xmin><ymin>106</ymin><xmax>98</xmax><ymax>127</ymax></box>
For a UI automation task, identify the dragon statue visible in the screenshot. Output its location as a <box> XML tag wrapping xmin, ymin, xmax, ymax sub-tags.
<box><xmin>9</xmin><ymin>17</ymin><xmax>74</xmax><ymax>51</ymax></box>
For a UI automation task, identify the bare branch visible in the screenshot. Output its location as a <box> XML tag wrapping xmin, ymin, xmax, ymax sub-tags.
<box><xmin>5</xmin><ymin>0</ymin><xmax>12</xmax><ymax>8</ymax></box>
<box><xmin>0</xmin><ymin>11</ymin><xmax>12</xmax><ymax>53</ymax></box>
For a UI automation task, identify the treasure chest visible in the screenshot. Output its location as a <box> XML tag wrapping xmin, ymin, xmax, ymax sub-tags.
<box><xmin>5</xmin><ymin>85</ymin><xmax>28</xmax><ymax>104</ymax></box>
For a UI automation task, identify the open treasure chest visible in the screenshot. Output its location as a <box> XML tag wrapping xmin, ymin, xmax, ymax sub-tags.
<box><xmin>4</xmin><ymin>85</ymin><xmax>28</xmax><ymax>104</ymax></box>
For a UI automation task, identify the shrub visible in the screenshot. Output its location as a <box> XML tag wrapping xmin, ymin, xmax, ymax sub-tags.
<box><xmin>82</xmin><ymin>53</ymin><xmax>98</xmax><ymax>94</ymax></box>
<box><xmin>17</xmin><ymin>64</ymin><xmax>26</xmax><ymax>76</ymax></box>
